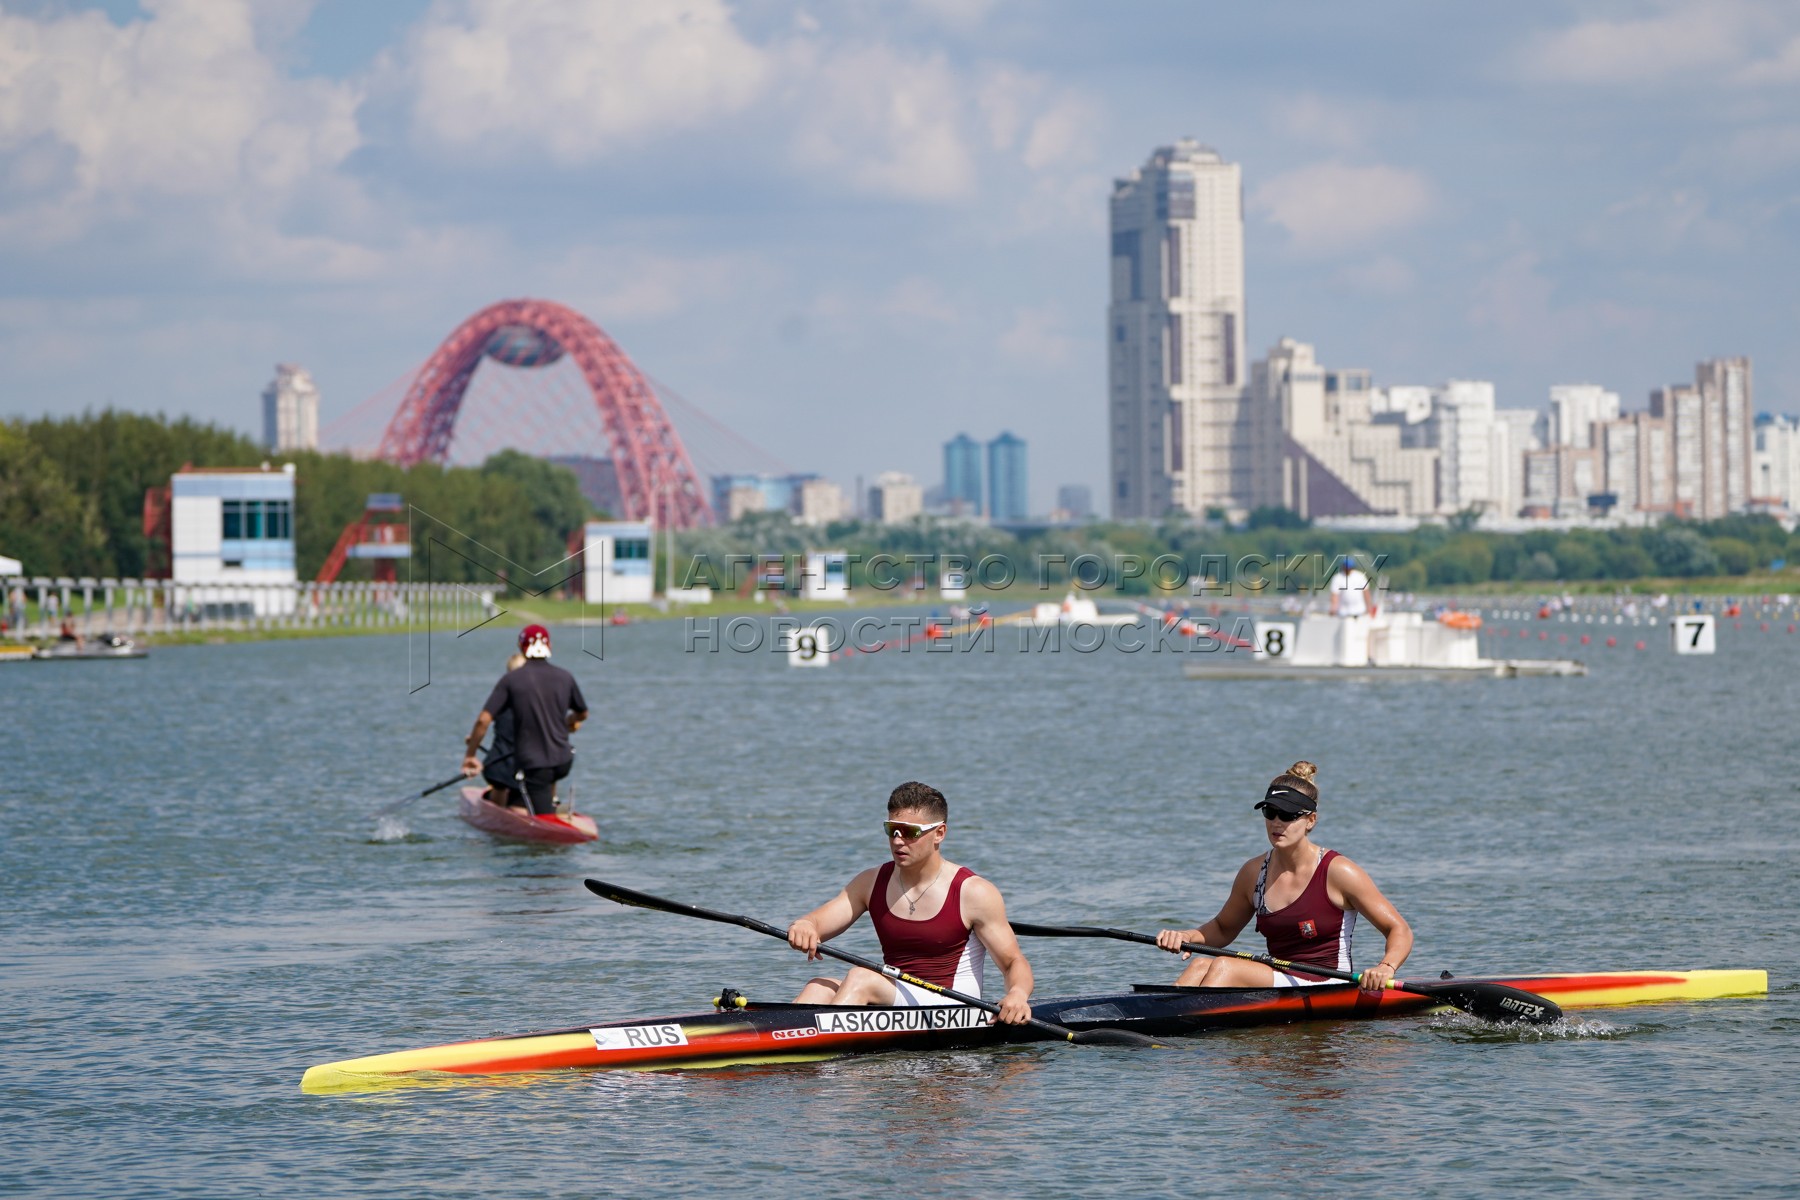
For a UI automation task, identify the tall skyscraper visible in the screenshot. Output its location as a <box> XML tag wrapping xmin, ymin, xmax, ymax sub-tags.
<box><xmin>942</xmin><ymin>433</ymin><xmax>983</xmax><ymax>516</ymax></box>
<box><xmin>1108</xmin><ymin>140</ymin><xmax>1249</xmax><ymax>519</ymax></box>
<box><xmin>262</xmin><ymin>363</ymin><xmax>319</xmax><ymax>452</ymax></box>
<box><xmin>987</xmin><ymin>432</ymin><xmax>1028</xmax><ymax>522</ymax></box>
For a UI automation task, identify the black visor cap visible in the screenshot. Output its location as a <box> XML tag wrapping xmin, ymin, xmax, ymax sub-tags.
<box><xmin>1254</xmin><ymin>786</ymin><xmax>1316</xmax><ymax>817</ymax></box>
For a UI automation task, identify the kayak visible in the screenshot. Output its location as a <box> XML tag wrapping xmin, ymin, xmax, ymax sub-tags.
<box><xmin>300</xmin><ymin>967</ymin><xmax>1765</xmax><ymax>1093</ymax></box>
<box><xmin>457</xmin><ymin>787</ymin><xmax>598</xmax><ymax>845</ymax></box>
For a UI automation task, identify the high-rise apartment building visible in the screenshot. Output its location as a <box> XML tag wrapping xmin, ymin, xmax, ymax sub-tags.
<box><xmin>987</xmin><ymin>432</ymin><xmax>1029</xmax><ymax>522</ymax></box>
<box><xmin>1598</xmin><ymin>412</ymin><xmax>1673</xmax><ymax>514</ymax></box>
<box><xmin>1422</xmin><ymin>381</ymin><xmax>1498</xmax><ymax>514</ymax></box>
<box><xmin>1108</xmin><ymin>140</ymin><xmax>1250</xmax><ymax>518</ymax></box>
<box><xmin>1546</xmin><ymin>385</ymin><xmax>1621</xmax><ymax>448</ymax></box>
<box><xmin>1753</xmin><ymin>414</ymin><xmax>1799</xmax><ymax>511</ymax></box>
<box><xmin>1491</xmin><ymin>407</ymin><xmax>1542</xmax><ymax>519</ymax></box>
<box><xmin>262</xmin><ymin>364</ymin><xmax>319</xmax><ymax>452</ymax></box>
<box><xmin>943</xmin><ymin>434</ymin><xmax>983</xmax><ymax>516</ymax></box>
<box><xmin>1651</xmin><ymin>358</ymin><xmax>1753</xmax><ymax>518</ymax></box>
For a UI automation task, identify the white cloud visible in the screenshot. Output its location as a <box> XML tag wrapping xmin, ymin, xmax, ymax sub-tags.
<box><xmin>0</xmin><ymin>0</ymin><xmax>359</xmax><ymax>203</ymax></box>
<box><xmin>1252</xmin><ymin>162</ymin><xmax>1435</xmax><ymax>255</ymax></box>
<box><xmin>406</xmin><ymin>0</ymin><xmax>769</xmax><ymax>162</ymax></box>
<box><xmin>1514</xmin><ymin>7</ymin><xmax>1749</xmax><ymax>85</ymax></box>
<box><xmin>787</xmin><ymin>44</ymin><xmax>977</xmax><ymax>202</ymax></box>
<box><xmin>0</xmin><ymin>0</ymin><xmax>386</xmax><ymax>282</ymax></box>
<box><xmin>881</xmin><ymin>277</ymin><xmax>959</xmax><ymax>323</ymax></box>
<box><xmin>1513</xmin><ymin>4</ymin><xmax>1800</xmax><ymax>88</ymax></box>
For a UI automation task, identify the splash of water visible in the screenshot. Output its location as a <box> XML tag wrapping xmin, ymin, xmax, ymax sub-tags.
<box><xmin>1428</xmin><ymin>1010</ymin><xmax>1626</xmax><ymax>1040</ymax></box>
<box><xmin>373</xmin><ymin>816</ymin><xmax>411</xmax><ymax>843</ymax></box>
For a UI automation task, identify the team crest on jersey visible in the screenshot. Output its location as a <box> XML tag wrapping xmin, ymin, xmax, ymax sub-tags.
<box><xmin>1299</xmin><ymin>919</ymin><xmax>1318</xmax><ymax>938</ymax></box>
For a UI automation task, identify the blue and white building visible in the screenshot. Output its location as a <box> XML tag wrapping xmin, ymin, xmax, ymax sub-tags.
<box><xmin>171</xmin><ymin>465</ymin><xmax>297</xmax><ymax>615</ymax></box>
<box><xmin>583</xmin><ymin>520</ymin><xmax>655</xmax><ymax>604</ymax></box>
<box><xmin>943</xmin><ymin>434</ymin><xmax>984</xmax><ymax>516</ymax></box>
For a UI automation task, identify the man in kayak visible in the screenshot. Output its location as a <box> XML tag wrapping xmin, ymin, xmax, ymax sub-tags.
<box><xmin>460</xmin><ymin>625</ymin><xmax>587</xmax><ymax>816</ymax></box>
<box><xmin>1155</xmin><ymin>761</ymin><xmax>1412</xmax><ymax>991</ymax></box>
<box><xmin>785</xmin><ymin>781</ymin><xmax>1035</xmax><ymax>1023</ymax></box>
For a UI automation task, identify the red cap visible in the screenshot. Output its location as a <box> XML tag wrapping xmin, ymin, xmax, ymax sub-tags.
<box><xmin>518</xmin><ymin>624</ymin><xmax>551</xmax><ymax>657</ymax></box>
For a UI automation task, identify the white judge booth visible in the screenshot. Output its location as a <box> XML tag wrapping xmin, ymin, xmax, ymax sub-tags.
<box><xmin>583</xmin><ymin>520</ymin><xmax>655</xmax><ymax>604</ymax></box>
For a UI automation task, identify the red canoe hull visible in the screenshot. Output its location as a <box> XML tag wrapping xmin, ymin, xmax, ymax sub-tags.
<box><xmin>457</xmin><ymin>787</ymin><xmax>598</xmax><ymax>844</ymax></box>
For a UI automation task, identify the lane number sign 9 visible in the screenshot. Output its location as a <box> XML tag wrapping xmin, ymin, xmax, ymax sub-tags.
<box><xmin>786</xmin><ymin>623</ymin><xmax>836</xmax><ymax>668</ymax></box>
<box><xmin>1252</xmin><ymin>621</ymin><xmax>1295</xmax><ymax>659</ymax></box>
<box><xmin>1670</xmin><ymin>614</ymin><xmax>1715</xmax><ymax>655</ymax></box>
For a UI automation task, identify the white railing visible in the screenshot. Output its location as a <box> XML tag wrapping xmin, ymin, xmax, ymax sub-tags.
<box><xmin>0</xmin><ymin>577</ymin><xmax>502</xmax><ymax>639</ymax></box>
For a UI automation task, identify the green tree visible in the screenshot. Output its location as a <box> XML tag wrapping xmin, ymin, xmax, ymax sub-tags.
<box><xmin>0</xmin><ymin>423</ymin><xmax>109</xmax><ymax>575</ymax></box>
<box><xmin>1708</xmin><ymin>536</ymin><xmax>1755</xmax><ymax>575</ymax></box>
<box><xmin>1650</xmin><ymin>527</ymin><xmax>1720</xmax><ymax>577</ymax></box>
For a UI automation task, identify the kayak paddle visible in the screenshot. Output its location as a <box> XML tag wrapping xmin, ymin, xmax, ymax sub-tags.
<box><xmin>584</xmin><ymin>879</ymin><xmax>1168</xmax><ymax>1048</ymax></box>
<box><xmin>1010</xmin><ymin>921</ymin><xmax>1562</xmax><ymax>1025</ymax></box>
<box><xmin>376</xmin><ymin>746</ymin><xmax>508</xmax><ymax>816</ymax></box>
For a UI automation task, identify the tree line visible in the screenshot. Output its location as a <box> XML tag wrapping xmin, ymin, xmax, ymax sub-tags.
<box><xmin>0</xmin><ymin>412</ymin><xmax>593</xmax><ymax>585</ymax></box>
<box><xmin>677</xmin><ymin>508</ymin><xmax>1797</xmax><ymax>595</ymax></box>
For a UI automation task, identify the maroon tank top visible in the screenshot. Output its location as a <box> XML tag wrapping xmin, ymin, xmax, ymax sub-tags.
<box><xmin>867</xmin><ymin>862</ymin><xmax>976</xmax><ymax>987</ymax></box>
<box><xmin>1253</xmin><ymin>849</ymin><xmax>1354</xmax><ymax>973</ymax></box>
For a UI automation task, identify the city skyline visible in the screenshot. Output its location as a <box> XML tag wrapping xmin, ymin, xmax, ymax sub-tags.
<box><xmin>4</xmin><ymin>3</ymin><xmax>1800</xmax><ymax>515</ymax></box>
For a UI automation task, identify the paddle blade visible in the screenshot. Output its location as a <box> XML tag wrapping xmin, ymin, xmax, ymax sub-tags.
<box><xmin>1070</xmin><ymin>1027</ymin><xmax>1173</xmax><ymax>1048</ymax></box>
<box><xmin>1419</xmin><ymin>980</ymin><xmax>1562</xmax><ymax>1025</ymax></box>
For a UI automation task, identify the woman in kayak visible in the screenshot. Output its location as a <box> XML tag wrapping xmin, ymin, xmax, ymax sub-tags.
<box><xmin>1156</xmin><ymin>761</ymin><xmax>1412</xmax><ymax>992</ymax></box>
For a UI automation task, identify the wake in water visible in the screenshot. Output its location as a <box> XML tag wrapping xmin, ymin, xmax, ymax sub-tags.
<box><xmin>1427</xmin><ymin>1010</ymin><xmax>1627</xmax><ymax>1040</ymax></box>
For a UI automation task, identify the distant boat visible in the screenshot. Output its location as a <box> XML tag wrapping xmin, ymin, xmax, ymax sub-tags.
<box><xmin>33</xmin><ymin>634</ymin><xmax>148</xmax><ymax>661</ymax></box>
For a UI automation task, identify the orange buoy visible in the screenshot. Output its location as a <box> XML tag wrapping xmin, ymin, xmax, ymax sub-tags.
<box><xmin>1605</xmin><ymin>637</ymin><xmax>1616</xmax><ymax>647</ymax></box>
<box><xmin>1438</xmin><ymin>611</ymin><xmax>1482</xmax><ymax>630</ymax></box>
<box><xmin>1634</xmin><ymin>640</ymin><xmax>1646</xmax><ymax>650</ymax></box>
<box><xmin>1579</xmin><ymin>634</ymin><xmax>1590</xmax><ymax>645</ymax></box>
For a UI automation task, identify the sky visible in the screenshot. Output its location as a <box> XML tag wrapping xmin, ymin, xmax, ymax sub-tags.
<box><xmin>4</xmin><ymin>0</ymin><xmax>1800</xmax><ymax>513</ymax></box>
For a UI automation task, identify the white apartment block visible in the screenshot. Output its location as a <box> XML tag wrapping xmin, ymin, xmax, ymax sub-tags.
<box><xmin>1108</xmin><ymin>140</ymin><xmax>1251</xmax><ymax>518</ymax></box>
<box><xmin>263</xmin><ymin>364</ymin><xmax>319</xmax><ymax>452</ymax></box>
<box><xmin>1600</xmin><ymin>412</ymin><xmax>1674</xmax><ymax>514</ymax></box>
<box><xmin>1421</xmin><ymin>381</ymin><xmax>1498</xmax><ymax>514</ymax></box>
<box><xmin>793</xmin><ymin>478</ymin><xmax>845</xmax><ymax>526</ymax></box>
<box><xmin>1753</xmin><ymin>413</ymin><xmax>1800</xmax><ymax>511</ymax></box>
<box><xmin>1651</xmin><ymin>358</ymin><xmax>1754</xmax><ymax>518</ymax></box>
<box><xmin>1546</xmin><ymin>384</ymin><xmax>1621</xmax><ymax>449</ymax></box>
<box><xmin>1252</xmin><ymin>338</ymin><xmax>1436</xmax><ymax>518</ymax></box>
<box><xmin>1491</xmin><ymin>408</ymin><xmax>1542</xmax><ymax>519</ymax></box>
<box><xmin>867</xmin><ymin>472</ymin><xmax>923</xmax><ymax>524</ymax></box>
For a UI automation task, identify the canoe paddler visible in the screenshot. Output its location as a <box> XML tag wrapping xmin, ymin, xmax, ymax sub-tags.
<box><xmin>1155</xmin><ymin>761</ymin><xmax>1413</xmax><ymax>992</ymax></box>
<box><xmin>460</xmin><ymin>625</ymin><xmax>588</xmax><ymax>816</ymax></box>
<box><xmin>786</xmin><ymin>781</ymin><xmax>1035</xmax><ymax>1023</ymax></box>
<box><xmin>479</xmin><ymin>652</ymin><xmax>527</xmax><ymax>808</ymax></box>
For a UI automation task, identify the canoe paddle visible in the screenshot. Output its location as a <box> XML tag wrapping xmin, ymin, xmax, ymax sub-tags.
<box><xmin>583</xmin><ymin>879</ymin><xmax>1167</xmax><ymax>1048</ymax></box>
<box><xmin>1010</xmin><ymin>922</ymin><xmax>1562</xmax><ymax>1025</ymax></box>
<box><xmin>376</xmin><ymin>746</ymin><xmax>509</xmax><ymax>817</ymax></box>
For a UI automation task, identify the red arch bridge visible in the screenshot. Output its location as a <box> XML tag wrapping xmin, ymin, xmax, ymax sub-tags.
<box><xmin>373</xmin><ymin>299</ymin><xmax>715</xmax><ymax>528</ymax></box>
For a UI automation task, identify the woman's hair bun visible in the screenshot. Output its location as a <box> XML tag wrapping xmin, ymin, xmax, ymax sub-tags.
<box><xmin>1287</xmin><ymin>760</ymin><xmax>1318</xmax><ymax>783</ymax></box>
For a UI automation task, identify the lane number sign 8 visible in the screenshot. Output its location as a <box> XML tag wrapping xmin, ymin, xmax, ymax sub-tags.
<box><xmin>1253</xmin><ymin>621</ymin><xmax>1295</xmax><ymax>658</ymax></box>
<box><xmin>1670</xmin><ymin>614</ymin><xmax>1715</xmax><ymax>655</ymax></box>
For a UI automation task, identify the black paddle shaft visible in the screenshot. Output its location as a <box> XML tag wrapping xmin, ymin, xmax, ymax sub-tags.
<box><xmin>1009</xmin><ymin>922</ymin><xmax>1562</xmax><ymax>1025</ymax></box>
<box><xmin>376</xmin><ymin>746</ymin><xmax>510</xmax><ymax>816</ymax></box>
<box><xmin>583</xmin><ymin>880</ymin><xmax>1163</xmax><ymax>1048</ymax></box>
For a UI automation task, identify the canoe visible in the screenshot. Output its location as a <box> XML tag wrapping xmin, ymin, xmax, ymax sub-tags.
<box><xmin>300</xmin><ymin>967</ymin><xmax>1765</xmax><ymax>1093</ymax></box>
<box><xmin>456</xmin><ymin>787</ymin><xmax>597</xmax><ymax>845</ymax></box>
